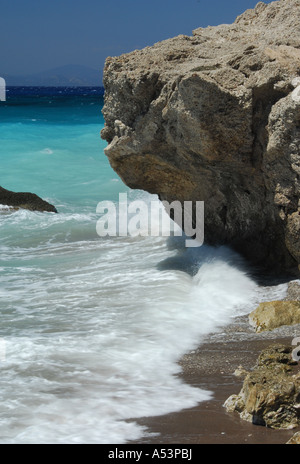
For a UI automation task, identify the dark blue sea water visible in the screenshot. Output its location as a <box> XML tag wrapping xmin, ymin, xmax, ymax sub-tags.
<box><xmin>0</xmin><ymin>87</ymin><xmax>286</xmax><ymax>444</ymax></box>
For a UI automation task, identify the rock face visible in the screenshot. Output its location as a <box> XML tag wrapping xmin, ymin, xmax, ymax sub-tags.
<box><xmin>286</xmin><ymin>281</ymin><xmax>300</xmax><ymax>301</ymax></box>
<box><xmin>249</xmin><ymin>300</ymin><xmax>300</xmax><ymax>332</ymax></box>
<box><xmin>101</xmin><ymin>0</ymin><xmax>300</xmax><ymax>273</ymax></box>
<box><xmin>0</xmin><ymin>186</ymin><xmax>57</xmax><ymax>213</ymax></box>
<box><xmin>224</xmin><ymin>344</ymin><xmax>300</xmax><ymax>429</ymax></box>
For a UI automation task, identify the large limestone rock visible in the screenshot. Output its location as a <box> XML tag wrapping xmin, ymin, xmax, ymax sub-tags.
<box><xmin>101</xmin><ymin>0</ymin><xmax>300</xmax><ymax>273</ymax></box>
<box><xmin>224</xmin><ymin>344</ymin><xmax>300</xmax><ymax>429</ymax></box>
<box><xmin>0</xmin><ymin>186</ymin><xmax>57</xmax><ymax>213</ymax></box>
<box><xmin>249</xmin><ymin>300</ymin><xmax>300</xmax><ymax>332</ymax></box>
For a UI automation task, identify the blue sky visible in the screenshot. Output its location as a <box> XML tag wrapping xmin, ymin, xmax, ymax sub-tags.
<box><xmin>1</xmin><ymin>0</ymin><xmax>274</xmax><ymax>76</ymax></box>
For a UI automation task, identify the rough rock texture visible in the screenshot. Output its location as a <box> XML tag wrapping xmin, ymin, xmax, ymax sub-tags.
<box><xmin>0</xmin><ymin>186</ymin><xmax>57</xmax><ymax>213</ymax></box>
<box><xmin>249</xmin><ymin>300</ymin><xmax>300</xmax><ymax>332</ymax></box>
<box><xmin>286</xmin><ymin>281</ymin><xmax>300</xmax><ymax>301</ymax></box>
<box><xmin>101</xmin><ymin>0</ymin><xmax>300</xmax><ymax>273</ymax></box>
<box><xmin>287</xmin><ymin>431</ymin><xmax>300</xmax><ymax>443</ymax></box>
<box><xmin>224</xmin><ymin>344</ymin><xmax>300</xmax><ymax>429</ymax></box>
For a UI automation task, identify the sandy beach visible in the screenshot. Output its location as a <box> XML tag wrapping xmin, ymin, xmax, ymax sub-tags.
<box><xmin>130</xmin><ymin>315</ymin><xmax>300</xmax><ymax>445</ymax></box>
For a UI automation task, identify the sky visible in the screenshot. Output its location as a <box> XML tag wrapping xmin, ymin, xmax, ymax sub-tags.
<box><xmin>0</xmin><ymin>0</ymin><xmax>274</xmax><ymax>78</ymax></box>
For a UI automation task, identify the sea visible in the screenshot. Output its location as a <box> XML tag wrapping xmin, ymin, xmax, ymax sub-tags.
<box><xmin>0</xmin><ymin>86</ymin><xmax>290</xmax><ymax>444</ymax></box>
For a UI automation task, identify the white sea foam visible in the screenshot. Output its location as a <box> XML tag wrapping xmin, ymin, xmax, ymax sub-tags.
<box><xmin>0</xmin><ymin>191</ymin><xmax>288</xmax><ymax>443</ymax></box>
<box><xmin>0</xmin><ymin>212</ymin><xmax>264</xmax><ymax>443</ymax></box>
<box><xmin>40</xmin><ymin>148</ymin><xmax>54</xmax><ymax>154</ymax></box>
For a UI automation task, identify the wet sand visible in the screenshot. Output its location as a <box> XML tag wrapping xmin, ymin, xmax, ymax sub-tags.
<box><xmin>130</xmin><ymin>316</ymin><xmax>300</xmax><ymax>445</ymax></box>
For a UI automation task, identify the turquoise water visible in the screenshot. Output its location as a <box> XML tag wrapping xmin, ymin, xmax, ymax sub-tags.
<box><xmin>0</xmin><ymin>88</ymin><xmax>287</xmax><ymax>444</ymax></box>
<box><xmin>1</xmin><ymin>90</ymin><xmax>126</xmax><ymax>209</ymax></box>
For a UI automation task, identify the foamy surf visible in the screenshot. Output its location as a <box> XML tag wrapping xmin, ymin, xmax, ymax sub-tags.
<box><xmin>0</xmin><ymin>216</ymin><xmax>261</xmax><ymax>444</ymax></box>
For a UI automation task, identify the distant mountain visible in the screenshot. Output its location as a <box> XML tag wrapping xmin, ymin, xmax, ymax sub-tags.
<box><xmin>3</xmin><ymin>65</ymin><xmax>102</xmax><ymax>87</ymax></box>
